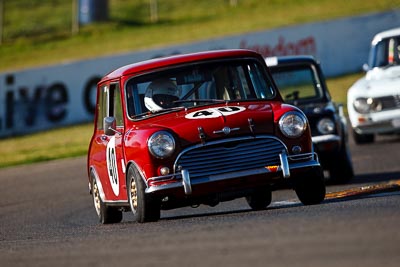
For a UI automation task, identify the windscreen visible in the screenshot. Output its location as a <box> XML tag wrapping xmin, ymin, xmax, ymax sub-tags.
<box><xmin>125</xmin><ymin>59</ymin><xmax>276</xmax><ymax>118</ymax></box>
<box><xmin>270</xmin><ymin>64</ymin><xmax>323</xmax><ymax>104</ymax></box>
<box><xmin>370</xmin><ymin>36</ymin><xmax>400</xmax><ymax>68</ymax></box>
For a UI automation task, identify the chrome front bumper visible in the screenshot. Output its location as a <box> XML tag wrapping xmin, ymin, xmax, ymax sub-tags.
<box><xmin>355</xmin><ymin>119</ymin><xmax>400</xmax><ymax>135</ymax></box>
<box><xmin>312</xmin><ymin>134</ymin><xmax>341</xmax><ymax>144</ymax></box>
<box><xmin>352</xmin><ymin>109</ymin><xmax>400</xmax><ymax>135</ymax></box>
<box><xmin>146</xmin><ymin>150</ymin><xmax>320</xmax><ymax>195</ymax></box>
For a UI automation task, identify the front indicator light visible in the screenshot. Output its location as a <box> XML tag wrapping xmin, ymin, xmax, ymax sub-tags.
<box><xmin>159</xmin><ymin>167</ymin><xmax>170</xmax><ymax>176</ymax></box>
<box><xmin>292</xmin><ymin>145</ymin><xmax>302</xmax><ymax>154</ymax></box>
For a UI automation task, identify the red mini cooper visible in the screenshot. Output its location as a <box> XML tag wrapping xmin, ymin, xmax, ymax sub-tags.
<box><xmin>87</xmin><ymin>49</ymin><xmax>326</xmax><ymax>224</ymax></box>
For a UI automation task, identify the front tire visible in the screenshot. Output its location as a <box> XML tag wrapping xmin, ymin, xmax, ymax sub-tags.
<box><xmin>91</xmin><ymin>172</ymin><xmax>122</xmax><ymax>224</ymax></box>
<box><xmin>246</xmin><ymin>187</ymin><xmax>272</xmax><ymax>210</ymax></box>
<box><xmin>353</xmin><ymin>129</ymin><xmax>374</xmax><ymax>144</ymax></box>
<box><xmin>127</xmin><ymin>166</ymin><xmax>160</xmax><ymax>223</ymax></box>
<box><xmin>329</xmin><ymin>141</ymin><xmax>354</xmax><ymax>184</ymax></box>
<box><xmin>294</xmin><ymin>167</ymin><xmax>326</xmax><ymax>205</ymax></box>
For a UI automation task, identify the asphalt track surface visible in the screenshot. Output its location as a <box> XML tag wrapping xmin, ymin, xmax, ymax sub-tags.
<box><xmin>1</xmin><ymin>134</ymin><xmax>400</xmax><ymax>267</ymax></box>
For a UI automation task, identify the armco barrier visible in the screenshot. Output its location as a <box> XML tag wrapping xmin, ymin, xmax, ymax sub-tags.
<box><xmin>1</xmin><ymin>10</ymin><xmax>399</xmax><ymax>138</ymax></box>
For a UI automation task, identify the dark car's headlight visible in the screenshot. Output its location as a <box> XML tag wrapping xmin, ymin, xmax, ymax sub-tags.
<box><xmin>353</xmin><ymin>97</ymin><xmax>382</xmax><ymax>114</ymax></box>
<box><xmin>148</xmin><ymin>131</ymin><xmax>175</xmax><ymax>158</ymax></box>
<box><xmin>279</xmin><ymin>111</ymin><xmax>307</xmax><ymax>138</ymax></box>
<box><xmin>317</xmin><ymin>118</ymin><xmax>335</xmax><ymax>135</ymax></box>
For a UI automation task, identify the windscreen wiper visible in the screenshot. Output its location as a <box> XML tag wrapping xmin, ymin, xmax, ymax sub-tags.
<box><xmin>174</xmin><ymin>99</ymin><xmax>227</xmax><ymax>104</ymax></box>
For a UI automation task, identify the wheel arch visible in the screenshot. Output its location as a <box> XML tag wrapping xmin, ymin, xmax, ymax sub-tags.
<box><xmin>89</xmin><ymin>166</ymin><xmax>106</xmax><ymax>202</ymax></box>
<box><xmin>125</xmin><ymin>160</ymin><xmax>149</xmax><ymax>188</ymax></box>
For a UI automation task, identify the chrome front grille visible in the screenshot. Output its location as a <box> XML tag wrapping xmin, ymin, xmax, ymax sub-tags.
<box><xmin>174</xmin><ymin>136</ymin><xmax>287</xmax><ymax>179</ymax></box>
<box><xmin>395</xmin><ymin>95</ymin><xmax>400</xmax><ymax>108</ymax></box>
<box><xmin>378</xmin><ymin>95</ymin><xmax>400</xmax><ymax>111</ymax></box>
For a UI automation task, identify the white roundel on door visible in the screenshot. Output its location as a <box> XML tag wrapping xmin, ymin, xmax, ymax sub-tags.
<box><xmin>106</xmin><ymin>136</ymin><xmax>119</xmax><ymax>196</ymax></box>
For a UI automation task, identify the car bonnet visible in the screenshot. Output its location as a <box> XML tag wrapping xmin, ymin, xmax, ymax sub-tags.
<box><xmin>135</xmin><ymin>102</ymin><xmax>275</xmax><ymax>144</ymax></box>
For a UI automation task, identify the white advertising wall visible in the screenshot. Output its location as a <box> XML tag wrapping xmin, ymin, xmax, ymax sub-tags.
<box><xmin>0</xmin><ymin>10</ymin><xmax>399</xmax><ymax>138</ymax></box>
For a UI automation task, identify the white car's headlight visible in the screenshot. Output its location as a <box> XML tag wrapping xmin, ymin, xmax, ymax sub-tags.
<box><xmin>353</xmin><ymin>97</ymin><xmax>382</xmax><ymax>114</ymax></box>
<box><xmin>148</xmin><ymin>131</ymin><xmax>175</xmax><ymax>158</ymax></box>
<box><xmin>279</xmin><ymin>111</ymin><xmax>307</xmax><ymax>138</ymax></box>
<box><xmin>317</xmin><ymin>118</ymin><xmax>335</xmax><ymax>135</ymax></box>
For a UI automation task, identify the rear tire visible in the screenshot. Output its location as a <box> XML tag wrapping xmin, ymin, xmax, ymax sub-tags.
<box><xmin>91</xmin><ymin>172</ymin><xmax>122</xmax><ymax>224</ymax></box>
<box><xmin>294</xmin><ymin>167</ymin><xmax>326</xmax><ymax>205</ymax></box>
<box><xmin>127</xmin><ymin>166</ymin><xmax>160</xmax><ymax>223</ymax></box>
<box><xmin>246</xmin><ymin>187</ymin><xmax>272</xmax><ymax>210</ymax></box>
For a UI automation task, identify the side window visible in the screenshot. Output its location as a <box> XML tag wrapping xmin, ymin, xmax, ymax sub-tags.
<box><xmin>388</xmin><ymin>37</ymin><xmax>400</xmax><ymax>65</ymax></box>
<box><xmin>96</xmin><ymin>84</ymin><xmax>108</xmax><ymax>130</ymax></box>
<box><xmin>248</xmin><ymin>63</ymin><xmax>274</xmax><ymax>99</ymax></box>
<box><xmin>109</xmin><ymin>83</ymin><xmax>124</xmax><ymax>128</ymax></box>
<box><xmin>96</xmin><ymin>83</ymin><xmax>123</xmax><ymax>130</ymax></box>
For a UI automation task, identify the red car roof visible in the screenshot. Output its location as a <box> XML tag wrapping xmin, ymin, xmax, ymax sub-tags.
<box><xmin>100</xmin><ymin>49</ymin><xmax>263</xmax><ymax>82</ymax></box>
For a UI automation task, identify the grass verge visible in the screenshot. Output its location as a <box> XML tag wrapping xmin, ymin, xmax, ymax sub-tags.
<box><xmin>0</xmin><ymin>123</ymin><xmax>93</xmax><ymax>168</ymax></box>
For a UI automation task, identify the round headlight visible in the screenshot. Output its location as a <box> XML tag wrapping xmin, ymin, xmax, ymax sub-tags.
<box><xmin>353</xmin><ymin>98</ymin><xmax>370</xmax><ymax>114</ymax></box>
<box><xmin>317</xmin><ymin>118</ymin><xmax>335</xmax><ymax>135</ymax></box>
<box><xmin>148</xmin><ymin>131</ymin><xmax>175</xmax><ymax>158</ymax></box>
<box><xmin>279</xmin><ymin>111</ymin><xmax>307</xmax><ymax>138</ymax></box>
<box><xmin>369</xmin><ymin>98</ymin><xmax>382</xmax><ymax>112</ymax></box>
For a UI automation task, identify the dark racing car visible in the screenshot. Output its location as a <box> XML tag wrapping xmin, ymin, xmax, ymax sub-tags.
<box><xmin>267</xmin><ymin>55</ymin><xmax>354</xmax><ymax>184</ymax></box>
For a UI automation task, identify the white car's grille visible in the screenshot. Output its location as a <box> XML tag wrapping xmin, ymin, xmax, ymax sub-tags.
<box><xmin>174</xmin><ymin>136</ymin><xmax>286</xmax><ymax>179</ymax></box>
<box><xmin>395</xmin><ymin>95</ymin><xmax>400</xmax><ymax>108</ymax></box>
<box><xmin>378</xmin><ymin>95</ymin><xmax>400</xmax><ymax>111</ymax></box>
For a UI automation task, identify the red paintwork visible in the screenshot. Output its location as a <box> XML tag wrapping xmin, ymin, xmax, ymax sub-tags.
<box><xmin>87</xmin><ymin>49</ymin><xmax>314</xmax><ymax>204</ymax></box>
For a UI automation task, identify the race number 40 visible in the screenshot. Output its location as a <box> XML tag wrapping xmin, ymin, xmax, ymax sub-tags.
<box><xmin>185</xmin><ymin>106</ymin><xmax>245</xmax><ymax>119</ymax></box>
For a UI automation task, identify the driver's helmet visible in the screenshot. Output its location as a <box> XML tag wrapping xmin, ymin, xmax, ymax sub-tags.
<box><xmin>144</xmin><ymin>79</ymin><xmax>180</xmax><ymax>111</ymax></box>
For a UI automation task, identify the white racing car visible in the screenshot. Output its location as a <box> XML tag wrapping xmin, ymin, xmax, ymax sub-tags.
<box><xmin>347</xmin><ymin>27</ymin><xmax>400</xmax><ymax>144</ymax></box>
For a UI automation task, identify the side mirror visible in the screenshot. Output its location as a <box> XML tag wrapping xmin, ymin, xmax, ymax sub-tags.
<box><xmin>337</xmin><ymin>103</ymin><xmax>345</xmax><ymax>117</ymax></box>
<box><xmin>104</xmin><ymin>116</ymin><xmax>117</xmax><ymax>136</ymax></box>
<box><xmin>337</xmin><ymin>103</ymin><xmax>347</xmax><ymax>126</ymax></box>
<box><xmin>362</xmin><ymin>63</ymin><xmax>369</xmax><ymax>72</ymax></box>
